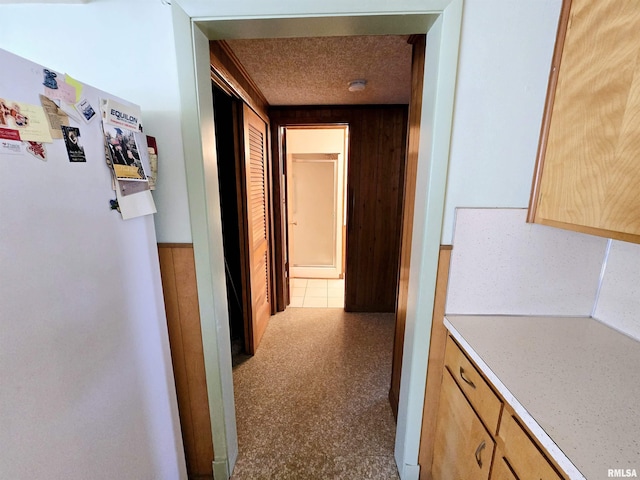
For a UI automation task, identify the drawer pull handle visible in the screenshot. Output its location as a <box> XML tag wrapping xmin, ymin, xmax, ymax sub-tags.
<box><xmin>459</xmin><ymin>366</ymin><xmax>476</xmax><ymax>389</ymax></box>
<box><xmin>475</xmin><ymin>440</ymin><xmax>486</xmax><ymax>468</ymax></box>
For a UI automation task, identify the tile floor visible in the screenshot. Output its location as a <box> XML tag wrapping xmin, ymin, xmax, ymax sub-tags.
<box><xmin>289</xmin><ymin>278</ymin><xmax>345</xmax><ymax>308</ymax></box>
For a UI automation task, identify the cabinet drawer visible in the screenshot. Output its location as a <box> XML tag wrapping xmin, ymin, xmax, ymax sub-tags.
<box><xmin>498</xmin><ymin>410</ymin><xmax>564</xmax><ymax>480</ymax></box>
<box><xmin>444</xmin><ymin>336</ymin><xmax>502</xmax><ymax>433</ymax></box>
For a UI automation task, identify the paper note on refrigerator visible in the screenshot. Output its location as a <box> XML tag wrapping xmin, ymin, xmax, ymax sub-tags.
<box><xmin>116</xmin><ymin>187</ymin><xmax>156</xmax><ymax>220</ymax></box>
<box><xmin>0</xmin><ymin>98</ymin><xmax>53</xmax><ymax>143</ymax></box>
<box><xmin>40</xmin><ymin>95</ymin><xmax>69</xmax><ymax>139</ymax></box>
<box><xmin>103</xmin><ymin>98</ymin><xmax>141</xmax><ymax>132</ymax></box>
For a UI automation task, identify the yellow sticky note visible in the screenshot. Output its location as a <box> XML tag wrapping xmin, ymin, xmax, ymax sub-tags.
<box><xmin>64</xmin><ymin>74</ymin><xmax>83</xmax><ymax>103</ymax></box>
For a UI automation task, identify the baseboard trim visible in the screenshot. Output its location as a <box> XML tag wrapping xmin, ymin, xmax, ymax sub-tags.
<box><xmin>213</xmin><ymin>458</ymin><xmax>230</xmax><ymax>480</ymax></box>
<box><xmin>401</xmin><ymin>463</ymin><xmax>420</xmax><ymax>480</ymax></box>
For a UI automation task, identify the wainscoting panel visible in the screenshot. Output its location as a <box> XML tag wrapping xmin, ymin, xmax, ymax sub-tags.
<box><xmin>416</xmin><ymin>246</ymin><xmax>452</xmax><ymax>480</ymax></box>
<box><xmin>158</xmin><ymin>244</ymin><xmax>214</xmax><ymax>479</ymax></box>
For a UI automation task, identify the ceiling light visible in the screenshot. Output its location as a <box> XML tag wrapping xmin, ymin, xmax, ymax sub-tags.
<box><xmin>348</xmin><ymin>80</ymin><xmax>367</xmax><ymax>92</ymax></box>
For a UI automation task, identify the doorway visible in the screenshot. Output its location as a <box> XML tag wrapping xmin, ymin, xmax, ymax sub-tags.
<box><xmin>286</xmin><ymin>126</ymin><xmax>348</xmax><ymax>280</ymax></box>
<box><xmin>284</xmin><ymin>125</ymin><xmax>349</xmax><ymax>308</ymax></box>
<box><xmin>178</xmin><ymin>7</ymin><xmax>463</xmax><ymax>478</ymax></box>
<box><xmin>212</xmin><ymin>84</ymin><xmax>246</xmax><ymax>355</ymax></box>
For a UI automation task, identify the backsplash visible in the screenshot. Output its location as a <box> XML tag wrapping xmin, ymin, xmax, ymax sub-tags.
<box><xmin>593</xmin><ymin>240</ymin><xmax>640</xmax><ymax>342</ymax></box>
<box><xmin>445</xmin><ymin>208</ymin><xmax>608</xmax><ymax>316</ymax></box>
<box><xmin>445</xmin><ymin>208</ymin><xmax>640</xmax><ymax>342</ymax></box>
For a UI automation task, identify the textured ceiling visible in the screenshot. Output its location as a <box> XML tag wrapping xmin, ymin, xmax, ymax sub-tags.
<box><xmin>225</xmin><ymin>35</ymin><xmax>412</xmax><ymax>106</ymax></box>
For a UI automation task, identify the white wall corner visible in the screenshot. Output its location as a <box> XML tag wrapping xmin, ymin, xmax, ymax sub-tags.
<box><xmin>592</xmin><ymin>239</ymin><xmax>640</xmax><ymax>342</ymax></box>
<box><xmin>590</xmin><ymin>238</ymin><xmax>612</xmax><ymax>317</ymax></box>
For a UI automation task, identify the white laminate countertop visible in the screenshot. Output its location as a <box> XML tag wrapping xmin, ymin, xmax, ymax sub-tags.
<box><xmin>444</xmin><ymin>315</ymin><xmax>640</xmax><ymax>480</ymax></box>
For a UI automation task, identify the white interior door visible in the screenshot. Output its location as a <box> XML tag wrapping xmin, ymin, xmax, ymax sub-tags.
<box><xmin>288</xmin><ymin>153</ymin><xmax>340</xmax><ymax>278</ymax></box>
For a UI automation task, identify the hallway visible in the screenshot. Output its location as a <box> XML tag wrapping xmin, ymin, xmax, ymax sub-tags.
<box><xmin>231</xmin><ymin>308</ymin><xmax>399</xmax><ymax>479</ymax></box>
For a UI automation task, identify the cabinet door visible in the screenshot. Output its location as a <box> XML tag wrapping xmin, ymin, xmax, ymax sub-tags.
<box><xmin>529</xmin><ymin>0</ymin><xmax>640</xmax><ymax>243</ymax></box>
<box><xmin>491</xmin><ymin>456</ymin><xmax>519</xmax><ymax>480</ymax></box>
<box><xmin>432</xmin><ymin>369</ymin><xmax>495</xmax><ymax>480</ymax></box>
<box><xmin>498</xmin><ymin>410</ymin><xmax>564</xmax><ymax>480</ymax></box>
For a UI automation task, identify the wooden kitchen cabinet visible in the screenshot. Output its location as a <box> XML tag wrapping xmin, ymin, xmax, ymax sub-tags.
<box><xmin>429</xmin><ymin>336</ymin><xmax>566</xmax><ymax>480</ymax></box>
<box><xmin>432</xmin><ymin>369</ymin><xmax>495</xmax><ymax>480</ymax></box>
<box><xmin>490</xmin><ymin>453</ymin><xmax>518</xmax><ymax>480</ymax></box>
<box><xmin>497</xmin><ymin>407</ymin><xmax>564</xmax><ymax>480</ymax></box>
<box><xmin>528</xmin><ymin>0</ymin><xmax>640</xmax><ymax>244</ymax></box>
<box><xmin>443</xmin><ymin>336</ymin><xmax>502</xmax><ymax>434</ymax></box>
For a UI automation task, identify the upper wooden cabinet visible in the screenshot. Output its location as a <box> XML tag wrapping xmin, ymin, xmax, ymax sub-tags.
<box><xmin>528</xmin><ymin>0</ymin><xmax>640</xmax><ymax>243</ymax></box>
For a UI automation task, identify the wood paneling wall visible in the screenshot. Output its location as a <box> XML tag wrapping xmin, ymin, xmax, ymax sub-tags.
<box><xmin>269</xmin><ymin>105</ymin><xmax>408</xmax><ymax>313</ymax></box>
<box><xmin>347</xmin><ymin>107</ymin><xmax>408</xmax><ymax>312</ymax></box>
<box><xmin>417</xmin><ymin>246</ymin><xmax>453</xmax><ymax>480</ymax></box>
<box><xmin>390</xmin><ymin>35</ymin><xmax>426</xmax><ymax>417</ymax></box>
<box><xmin>158</xmin><ymin>244</ymin><xmax>214</xmax><ymax>480</ymax></box>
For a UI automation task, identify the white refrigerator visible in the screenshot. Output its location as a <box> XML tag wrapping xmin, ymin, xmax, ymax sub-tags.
<box><xmin>0</xmin><ymin>48</ymin><xmax>185</xmax><ymax>479</ymax></box>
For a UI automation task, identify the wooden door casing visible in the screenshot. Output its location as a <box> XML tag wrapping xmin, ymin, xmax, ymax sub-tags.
<box><xmin>242</xmin><ymin>104</ymin><xmax>272</xmax><ymax>354</ymax></box>
<box><xmin>390</xmin><ymin>34</ymin><xmax>426</xmax><ymax>417</ymax></box>
<box><xmin>279</xmin><ymin>127</ymin><xmax>289</xmax><ymax>308</ymax></box>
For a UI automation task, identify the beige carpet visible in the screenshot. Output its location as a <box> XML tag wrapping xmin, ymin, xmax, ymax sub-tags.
<box><xmin>231</xmin><ymin>308</ymin><xmax>400</xmax><ymax>480</ymax></box>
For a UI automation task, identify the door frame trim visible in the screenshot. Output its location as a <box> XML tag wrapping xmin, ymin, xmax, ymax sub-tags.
<box><xmin>172</xmin><ymin>2</ymin><xmax>463</xmax><ymax>478</ymax></box>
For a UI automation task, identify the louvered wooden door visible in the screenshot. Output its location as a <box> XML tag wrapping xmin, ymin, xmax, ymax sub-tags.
<box><xmin>242</xmin><ymin>104</ymin><xmax>271</xmax><ymax>354</ymax></box>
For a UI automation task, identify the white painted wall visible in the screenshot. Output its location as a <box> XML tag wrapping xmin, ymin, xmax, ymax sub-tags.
<box><xmin>441</xmin><ymin>0</ymin><xmax>562</xmax><ymax>243</ymax></box>
<box><xmin>0</xmin><ymin>0</ymin><xmax>192</xmax><ymax>243</ymax></box>
<box><xmin>286</xmin><ymin>128</ymin><xmax>345</xmax><ymax>155</ymax></box>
